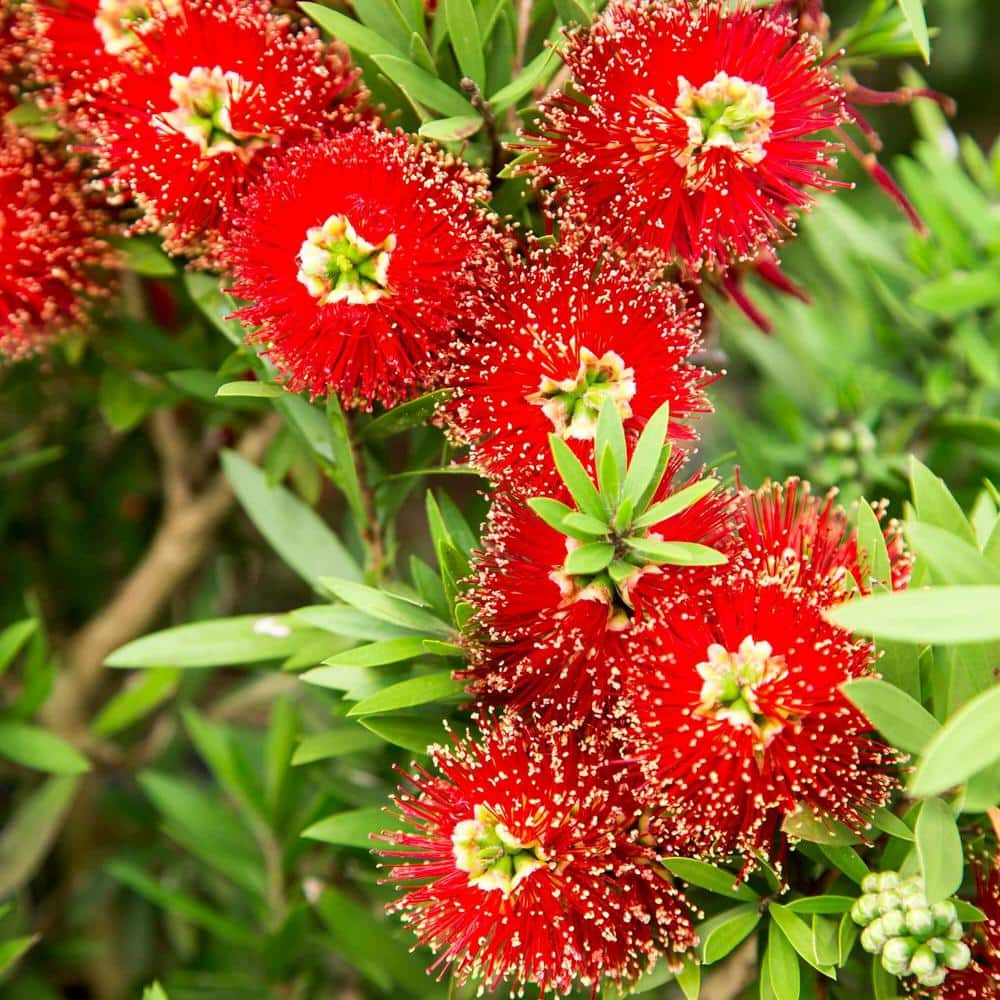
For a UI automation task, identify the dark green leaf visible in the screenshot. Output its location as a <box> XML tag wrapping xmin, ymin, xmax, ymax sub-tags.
<box><xmin>291</xmin><ymin>728</ymin><xmax>383</xmax><ymax>764</ymax></box>
<box><xmin>357</xmin><ymin>715</ymin><xmax>444</xmax><ymax>754</ymax></box>
<box><xmin>765</xmin><ymin>919</ymin><xmax>800</xmax><ymax>1000</ymax></box>
<box><xmin>818</xmin><ymin>845</ymin><xmax>869</xmax><ymax>885</ymax></box>
<box><xmin>662</xmin><ymin>857</ymin><xmax>758</xmax><ymax>901</ymax></box>
<box><xmin>489</xmin><ymin>44</ymin><xmax>560</xmax><ymax>112</ymax></box>
<box><xmin>699</xmin><ymin>903</ymin><xmax>761</xmax><ymax>964</ymax></box>
<box><xmin>372</xmin><ymin>54</ymin><xmax>476</xmax><ymax>117</ymax></box>
<box><xmin>0</xmin><ymin>935</ymin><xmax>38</xmax><ymax>977</ymax></box>
<box><xmin>444</xmin><ymin>0</ymin><xmax>485</xmax><ymax>84</ymax></box>
<box><xmin>915</xmin><ymin>797</ymin><xmax>963</xmax><ymax>903</ymax></box>
<box><xmin>768</xmin><ymin>904</ymin><xmax>836</xmax><ymax>978</ymax></box>
<box><xmin>347</xmin><ymin>671</ymin><xmax>463</xmax><ymax>716</ymax></box>
<box><xmin>320</xmin><ymin>578</ymin><xmax>454</xmax><ymax>637</ymax></box>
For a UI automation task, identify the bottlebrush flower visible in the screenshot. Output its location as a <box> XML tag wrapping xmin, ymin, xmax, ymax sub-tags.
<box><xmin>377</xmin><ymin>720</ymin><xmax>697</xmax><ymax>996</ymax></box>
<box><xmin>67</xmin><ymin>0</ymin><xmax>363</xmax><ymax>258</ymax></box>
<box><xmin>1</xmin><ymin>2</ymin><xmax>30</xmax><ymax>113</ymax></box>
<box><xmin>738</xmin><ymin>478</ymin><xmax>912</xmax><ymax>597</ymax></box>
<box><xmin>629</xmin><ymin>569</ymin><xmax>900</xmax><ymax>869</ymax></box>
<box><xmin>932</xmin><ymin>864</ymin><xmax>1000</xmax><ymax>997</ymax></box>
<box><xmin>1</xmin><ymin>134</ymin><xmax>115</xmax><ymax>358</ymax></box>
<box><xmin>443</xmin><ymin>236</ymin><xmax>714</xmax><ymax>491</ymax></box>
<box><xmin>225</xmin><ymin>128</ymin><xmax>502</xmax><ymax>407</ymax></box>
<box><xmin>523</xmin><ymin>0</ymin><xmax>846</xmax><ymax>273</ymax></box>
<box><xmin>463</xmin><ymin>403</ymin><xmax>734</xmax><ymax>725</ymax></box>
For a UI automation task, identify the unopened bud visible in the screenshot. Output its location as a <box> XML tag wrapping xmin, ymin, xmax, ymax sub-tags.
<box><xmin>910</xmin><ymin>944</ymin><xmax>938</xmax><ymax>979</ymax></box>
<box><xmin>878</xmin><ymin>872</ymin><xmax>901</xmax><ymax>892</ymax></box>
<box><xmin>878</xmin><ymin>891</ymin><xmax>901</xmax><ymax>913</ymax></box>
<box><xmin>881</xmin><ymin>910</ymin><xmax>907</xmax><ymax>937</ymax></box>
<box><xmin>916</xmin><ymin>966</ymin><xmax>947</xmax><ymax>988</ymax></box>
<box><xmin>852</xmin><ymin>894</ymin><xmax>881</xmax><ymax>925</ymax></box>
<box><xmin>861</xmin><ymin>873</ymin><xmax>881</xmax><ymax>893</ymax></box>
<box><xmin>932</xmin><ymin>901</ymin><xmax>958</xmax><ymax>933</ymax></box>
<box><xmin>941</xmin><ymin>940</ymin><xmax>971</xmax><ymax>971</ymax></box>
<box><xmin>882</xmin><ymin>936</ymin><xmax>915</xmax><ymax>967</ymax></box>
<box><xmin>861</xmin><ymin>922</ymin><xmax>887</xmax><ymax>954</ymax></box>
<box><xmin>905</xmin><ymin>907</ymin><xmax>935</xmax><ymax>937</ymax></box>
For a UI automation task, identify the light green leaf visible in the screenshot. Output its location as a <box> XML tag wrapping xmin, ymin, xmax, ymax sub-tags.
<box><xmin>0</xmin><ymin>619</ymin><xmax>38</xmax><ymax>675</ymax></box>
<box><xmin>0</xmin><ymin>935</ymin><xmax>39</xmax><ymax>977</ymax></box>
<box><xmin>909</xmin><ymin>685</ymin><xmax>1000</xmax><ymax>797</ymax></box>
<box><xmin>357</xmin><ymin>715</ymin><xmax>444</xmax><ymax>754</ymax></box>
<box><xmin>785</xmin><ymin>896</ymin><xmax>856</xmax><ymax>915</ymax></box>
<box><xmin>562</xmin><ymin>512</ymin><xmax>610</xmax><ymax>537</ymax></box>
<box><xmin>418</xmin><ymin>115</ymin><xmax>483</xmax><ymax>141</ymax></box>
<box><xmin>347</xmin><ymin>671</ymin><xmax>463</xmax><ymax>716</ymax></box>
<box><xmin>915</xmin><ymin>797</ymin><xmax>963</xmax><ymax>903</ymax></box>
<box><xmin>489</xmin><ymin>44</ymin><xmax>560</xmax><ymax>112</ymax></box>
<box><xmin>216</xmin><ymin>381</ymin><xmax>284</xmax><ymax>398</ymax></box>
<box><xmin>92</xmin><ymin>668</ymin><xmax>182</xmax><ymax>736</ymax></box>
<box><xmin>768</xmin><ymin>904</ymin><xmax>836</xmax><ymax>978</ymax></box>
<box><xmin>98</xmin><ymin>369</ymin><xmax>158</xmax><ymax>432</ymax></box>
<box><xmin>827</xmin><ymin>587</ymin><xmax>1000</xmax><ymax>644</ymax></box>
<box><xmin>372</xmin><ymin>54</ymin><xmax>476</xmax><ymax>117</ymax></box>
<box><xmin>912</xmin><ymin>268</ymin><xmax>999</xmax><ymax>315</ymax></box>
<box><xmin>856</xmin><ymin>499</ymin><xmax>892</xmax><ymax>587</ymax></box>
<box><xmin>291</xmin><ymin>728</ymin><xmax>383</xmax><ymax>764</ymax></box>
<box><xmin>595</xmin><ymin>398</ymin><xmax>627</xmax><ymax>495</ymax></box>
<box><xmin>662</xmin><ymin>858</ymin><xmax>757</xmax><ymax>901</ymax></box>
<box><xmin>549</xmin><ymin>434</ymin><xmax>607</xmax><ymax>520</ymax></box>
<box><xmin>905</xmin><ymin>521</ymin><xmax>1000</xmax><ymax>586</ymax></box>
<box><xmin>107</xmin><ymin>615</ymin><xmax>310</xmax><ymax>668</ymax></box>
<box><xmin>699</xmin><ymin>904</ymin><xmax>761</xmax><ymax>964</ymax></box>
<box><xmin>324</xmin><ymin>637</ymin><xmax>429</xmax><ymax>667</ymax></box>
<box><xmin>674</xmin><ymin>957</ymin><xmax>700</xmax><ymax>1000</ymax></box>
<box><xmin>562</xmin><ymin>541</ymin><xmax>615</xmax><ymax>575</ymax></box>
<box><xmin>183</xmin><ymin>271</ymin><xmax>245</xmax><ymax>346</ymax></box>
<box><xmin>300</xmin><ymin>2</ymin><xmax>407</xmax><ymax>59</ymax></box>
<box><xmin>871</xmin><ymin>806</ymin><xmax>916</xmax><ymax>842</ymax></box>
<box><xmin>910</xmin><ymin>458</ymin><xmax>977</xmax><ymax>546</ymax></box>
<box><xmin>302</xmin><ymin>806</ymin><xmax>402</xmax><ymax>848</ymax></box>
<box><xmin>621</xmin><ymin>401</ymin><xmax>671</xmax><ymax>509</ymax></box>
<box><xmin>632</xmin><ymin>479</ymin><xmax>719</xmax><ymax>530</ymax></box>
<box><xmin>223</xmin><ymin>450</ymin><xmax>360</xmax><ymax>589</ymax></box>
<box><xmin>110</xmin><ymin>235</ymin><xmax>176</xmax><ymax>277</ymax></box>
<box><xmin>626</xmin><ymin>538</ymin><xmax>727</xmax><ymax>567</ymax></box>
<box><xmin>141</xmin><ymin>984</ymin><xmax>169</xmax><ymax>1000</ymax></box>
<box><xmin>896</xmin><ymin>0</ymin><xmax>930</xmax><ymax>62</ymax></box>
<box><xmin>320</xmin><ymin>578</ymin><xmax>454</xmax><ymax>637</ymax></box>
<box><xmin>444</xmin><ymin>0</ymin><xmax>485</xmax><ymax>84</ymax></box>
<box><xmin>783</xmin><ymin>805</ymin><xmax>861</xmax><ymax>846</ymax></box>
<box><xmin>291</xmin><ymin>604</ymin><xmax>419</xmax><ymax>641</ymax></box>
<box><xmin>527</xmin><ymin>497</ymin><xmax>592</xmax><ymax>540</ymax></box>
<box><xmin>954</xmin><ymin>900</ymin><xmax>988</xmax><ymax>922</ymax></box>
<box><xmin>841</xmin><ymin>677</ymin><xmax>940</xmax><ymax>754</ymax></box>
<box><xmin>765</xmin><ymin>919</ymin><xmax>800</xmax><ymax>1000</ymax></box>
<box><xmin>0</xmin><ymin>722</ymin><xmax>90</xmax><ymax>775</ymax></box>
<box><xmin>325</xmin><ymin>396</ymin><xmax>367</xmax><ymax>526</ymax></box>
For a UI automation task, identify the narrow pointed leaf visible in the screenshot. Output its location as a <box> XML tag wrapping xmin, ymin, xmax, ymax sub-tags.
<box><xmin>622</xmin><ymin>402</ymin><xmax>671</xmax><ymax>508</ymax></box>
<box><xmin>632</xmin><ymin>479</ymin><xmax>718</xmax><ymax>530</ymax></box>
<box><xmin>548</xmin><ymin>435</ymin><xmax>606</xmax><ymax>519</ymax></box>
<box><xmin>562</xmin><ymin>542</ymin><xmax>614</xmax><ymax>575</ymax></box>
<box><xmin>841</xmin><ymin>677</ymin><xmax>940</xmax><ymax>754</ymax></box>
<box><xmin>625</xmin><ymin>538</ymin><xmax>727</xmax><ymax>566</ymax></box>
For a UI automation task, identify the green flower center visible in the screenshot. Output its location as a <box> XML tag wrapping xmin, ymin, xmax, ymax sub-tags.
<box><xmin>529</xmin><ymin>348</ymin><xmax>636</xmax><ymax>440</ymax></box>
<box><xmin>94</xmin><ymin>0</ymin><xmax>179</xmax><ymax>54</ymax></box>
<box><xmin>673</xmin><ymin>72</ymin><xmax>774</xmax><ymax>177</ymax></box>
<box><xmin>695</xmin><ymin>635</ymin><xmax>787</xmax><ymax>741</ymax></box>
<box><xmin>451</xmin><ymin>804</ymin><xmax>547</xmax><ymax>897</ymax></box>
<box><xmin>161</xmin><ymin>66</ymin><xmax>270</xmax><ymax>162</ymax></box>
<box><xmin>297</xmin><ymin>215</ymin><xmax>396</xmax><ymax>306</ymax></box>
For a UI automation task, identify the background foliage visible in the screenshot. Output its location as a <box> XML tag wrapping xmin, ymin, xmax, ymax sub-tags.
<box><xmin>1</xmin><ymin>0</ymin><xmax>998</xmax><ymax>998</ymax></box>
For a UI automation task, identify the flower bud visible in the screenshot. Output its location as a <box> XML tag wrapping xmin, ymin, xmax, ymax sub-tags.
<box><xmin>909</xmin><ymin>944</ymin><xmax>938</xmax><ymax>979</ymax></box>
<box><xmin>931</xmin><ymin>901</ymin><xmax>958</xmax><ymax>932</ymax></box>
<box><xmin>946</xmin><ymin>921</ymin><xmax>964</xmax><ymax>940</ymax></box>
<box><xmin>927</xmin><ymin>936</ymin><xmax>947</xmax><ymax>954</ymax></box>
<box><xmin>878</xmin><ymin>872</ymin><xmax>901</xmax><ymax>892</ymax></box>
<box><xmin>882</xmin><ymin>936</ymin><xmax>914</xmax><ymax>968</ymax></box>
<box><xmin>861</xmin><ymin>873</ymin><xmax>881</xmax><ymax>893</ymax></box>
<box><xmin>904</xmin><ymin>907</ymin><xmax>935</xmax><ymax>938</ymax></box>
<box><xmin>852</xmin><ymin>894</ymin><xmax>881</xmax><ymax>925</ymax></box>
<box><xmin>861</xmin><ymin>921</ymin><xmax>887</xmax><ymax>954</ymax></box>
<box><xmin>916</xmin><ymin>966</ymin><xmax>947</xmax><ymax>988</ymax></box>
<box><xmin>881</xmin><ymin>910</ymin><xmax>907</xmax><ymax>937</ymax></box>
<box><xmin>941</xmin><ymin>940</ymin><xmax>971</xmax><ymax>971</ymax></box>
<box><xmin>877</xmin><ymin>891</ymin><xmax>902</xmax><ymax>913</ymax></box>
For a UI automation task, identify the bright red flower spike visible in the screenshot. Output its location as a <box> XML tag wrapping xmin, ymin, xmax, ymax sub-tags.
<box><xmin>523</xmin><ymin>0</ymin><xmax>846</xmax><ymax>274</ymax></box>
<box><xmin>463</xmin><ymin>457</ymin><xmax>735</xmax><ymax>726</ymax></box>
<box><xmin>0</xmin><ymin>134</ymin><xmax>115</xmax><ymax>358</ymax></box>
<box><xmin>377</xmin><ymin>720</ymin><xmax>697</xmax><ymax>997</ymax></box>
<box><xmin>444</xmin><ymin>235</ymin><xmax>714</xmax><ymax>491</ymax></box>
<box><xmin>58</xmin><ymin>0</ymin><xmax>363</xmax><ymax>259</ymax></box>
<box><xmin>630</xmin><ymin>571</ymin><xmax>901</xmax><ymax>870</ymax></box>
<box><xmin>225</xmin><ymin>128</ymin><xmax>504</xmax><ymax>408</ymax></box>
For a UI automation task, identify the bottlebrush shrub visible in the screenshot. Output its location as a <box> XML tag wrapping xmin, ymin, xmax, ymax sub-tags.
<box><xmin>1</xmin><ymin>0</ymin><xmax>999</xmax><ymax>998</ymax></box>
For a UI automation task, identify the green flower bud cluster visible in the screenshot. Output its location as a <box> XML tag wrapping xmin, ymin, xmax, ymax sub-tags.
<box><xmin>852</xmin><ymin>872</ymin><xmax>972</xmax><ymax>988</ymax></box>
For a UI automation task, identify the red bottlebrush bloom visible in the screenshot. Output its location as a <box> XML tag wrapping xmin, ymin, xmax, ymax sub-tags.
<box><xmin>933</xmin><ymin>863</ymin><xmax>1000</xmax><ymax>998</ymax></box>
<box><xmin>377</xmin><ymin>721</ymin><xmax>697</xmax><ymax>997</ymax></box>
<box><xmin>1</xmin><ymin>2</ymin><xmax>30</xmax><ymax>114</ymax></box>
<box><xmin>0</xmin><ymin>134</ymin><xmax>115</xmax><ymax>359</ymax></box>
<box><xmin>226</xmin><ymin>128</ymin><xmax>502</xmax><ymax>408</ymax></box>
<box><xmin>443</xmin><ymin>236</ymin><xmax>714</xmax><ymax>491</ymax></box>
<box><xmin>629</xmin><ymin>571</ymin><xmax>900</xmax><ymax>869</ymax></box>
<box><xmin>737</xmin><ymin>478</ymin><xmax>912</xmax><ymax>598</ymax></box>
<box><xmin>66</xmin><ymin>0</ymin><xmax>363</xmax><ymax>258</ymax></box>
<box><xmin>524</xmin><ymin>0</ymin><xmax>846</xmax><ymax>274</ymax></box>
<box><xmin>463</xmin><ymin>456</ymin><xmax>735</xmax><ymax>726</ymax></box>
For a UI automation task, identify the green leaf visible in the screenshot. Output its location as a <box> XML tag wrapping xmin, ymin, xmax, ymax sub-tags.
<box><xmin>915</xmin><ymin>797</ymin><xmax>963</xmax><ymax>903</ymax></box>
<box><xmin>92</xmin><ymin>668</ymin><xmax>181</xmax><ymax>736</ymax></box>
<box><xmin>106</xmin><ymin>615</ymin><xmax>310</xmax><ymax>668</ymax></box>
<box><xmin>291</xmin><ymin>727</ymin><xmax>383</xmax><ymax>764</ymax></box>
<box><xmin>675</xmin><ymin>957</ymin><xmax>700</xmax><ymax>1000</ymax></box>
<box><xmin>110</xmin><ymin>235</ymin><xmax>176</xmax><ymax>277</ymax></box>
<box><xmin>562</xmin><ymin>512</ymin><xmax>610</xmax><ymax>537</ymax></box>
<box><xmin>358</xmin><ymin>390</ymin><xmax>452</xmax><ymax>440</ymax></box>
<box><xmin>0</xmin><ymin>619</ymin><xmax>38</xmax><ymax>675</ymax></box>
<box><xmin>216</xmin><ymin>380</ymin><xmax>284</xmax><ymax>398</ymax></box>
<box><xmin>699</xmin><ymin>903</ymin><xmax>761</xmax><ymax>964</ymax></box>
<box><xmin>372</xmin><ymin>54</ymin><xmax>476</xmax><ymax>117</ymax></box>
<box><xmin>625</xmin><ymin>538</ymin><xmax>727</xmax><ymax>567</ymax></box>
<box><xmin>105</xmin><ymin>859</ymin><xmax>257</xmax><ymax>946</ymax></box>
<box><xmin>223</xmin><ymin>450</ymin><xmax>361</xmax><ymax>589</ymax></box>
<box><xmin>912</xmin><ymin>268</ymin><xmax>999</xmax><ymax>315</ymax></box>
<box><xmin>320</xmin><ymin>578</ymin><xmax>454</xmax><ymax>637</ymax></box>
<box><xmin>662</xmin><ymin>858</ymin><xmax>758</xmax><ymax>901</ymax></box>
<box><xmin>325</xmin><ymin>395</ymin><xmax>368</xmax><ymax>526</ymax></box>
<box><xmin>141</xmin><ymin>984</ymin><xmax>169</xmax><ymax>1000</ymax></box>
<box><xmin>324</xmin><ymin>637</ymin><xmax>429</xmax><ymax>667</ymax></box>
<box><xmin>562</xmin><ymin>541</ymin><xmax>615</xmax><ymax>575</ymax></box>
<box><xmin>768</xmin><ymin>904</ymin><xmax>836</xmax><ymax>978</ymax></box>
<box><xmin>527</xmin><ymin>497</ymin><xmax>592</xmax><ymax>540</ymax></box>
<box><xmin>347</xmin><ymin>671</ymin><xmax>463</xmax><ymax>716</ymax></box>
<box><xmin>621</xmin><ymin>402</ymin><xmax>671</xmax><ymax>509</ymax></box>
<box><xmin>357</xmin><ymin>715</ymin><xmax>444</xmax><ymax>754</ymax></box>
<box><xmin>827</xmin><ymin>587</ymin><xmax>1000</xmax><ymax>644</ymax></box>
<box><xmin>183</xmin><ymin>271</ymin><xmax>245</xmax><ymax>346</ymax></box>
<box><xmin>856</xmin><ymin>499</ymin><xmax>892</xmax><ymax>587</ymax></box>
<box><xmin>910</xmin><ymin>458</ymin><xmax>977</xmax><ymax>546</ymax></box>
<box><xmin>595</xmin><ymin>398</ymin><xmax>627</xmax><ymax>495</ymax></box>
<box><xmin>0</xmin><ymin>935</ymin><xmax>38</xmax><ymax>977</ymax></box>
<box><xmin>871</xmin><ymin>805</ymin><xmax>916</xmax><ymax>842</ymax></box>
<box><xmin>489</xmin><ymin>43</ymin><xmax>560</xmax><ymax>112</ymax></box>
<box><xmin>765</xmin><ymin>919</ymin><xmax>800</xmax><ymax>1000</ymax></box>
<box><xmin>783</xmin><ymin>805</ymin><xmax>861</xmax><ymax>846</ymax></box>
<box><xmin>785</xmin><ymin>896</ymin><xmax>856</xmax><ymax>915</ymax></box>
<box><xmin>98</xmin><ymin>369</ymin><xmax>158</xmax><ymax>432</ymax></box>
<box><xmin>444</xmin><ymin>0</ymin><xmax>485</xmax><ymax>84</ymax></box>
<box><xmin>291</xmin><ymin>604</ymin><xmax>420</xmax><ymax>641</ymax></box>
<box><xmin>896</xmin><ymin>0</ymin><xmax>930</xmax><ymax>62</ymax></box>
<box><xmin>300</xmin><ymin>2</ymin><xmax>407</xmax><ymax>59</ymax></box>
<box><xmin>841</xmin><ymin>677</ymin><xmax>940</xmax><ymax>754</ymax></box>
<box><xmin>0</xmin><ymin>722</ymin><xmax>90</xmax><ymax>775</ymax></box>
<box><xmin>953</xmin><ymin>900</ymin><xmax>988</xmax><ymax>922</ymax></box>
<box><xmin>632</xmin><ymin>479</ymin><xmax>719</xmax><ymax>530</ymax></box>
<box><xmin>0</xmin><ymin>776</ymin><xmax>79</xmax><ymax>897</ymax></box>
<box><xmin>905</xmin><ymin>521</ymin><xmax>1000</xmax><ymax>586</ymax></box>
<box><xmin>302</xmin><ymin>806</ymin><xmax>402</xmax><ymax>848</ymax></box>
<box><xmin>553</xmin><ymin>0</ymin><xmax>589</xmax><ymax>26</ymax></box>
<box><xmin>818</xmin><ymin>845</ymin><xmax>869</xmax><ymax>886</ymax></box>
<box><xmin>417</xmin><ymin>115</ymin><xmax>483</xmax><ymax>141</ymax></box>
<box><xmin>598</xmin><ymin>444</ymin><xmax>621</xmax><ymax>506</ymax></box>
<box><xmin>909</xmin><ymin>685</ymin><xmax>1000</xmax><ymax>797</ymax></box>
<box><xmin>549</xmin><ymin>434</ymin><xmax>607</xmax><ymax>520</ymax></box>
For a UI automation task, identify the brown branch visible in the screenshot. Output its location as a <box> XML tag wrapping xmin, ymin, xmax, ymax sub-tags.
<box><xmin>42</xmin><ymin>411</ymin><xmax>281</xmax><ymax>740</ymax></box>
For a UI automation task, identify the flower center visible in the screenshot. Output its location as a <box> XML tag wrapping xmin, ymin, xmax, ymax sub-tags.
<box><xmin>160</xmin><ymin>66</ymin><xmax>269</xmax><ymax>162</ymax></box>
<box><xmin>528</xmin><ymin>348</ymin><xmax>636</xmax><ymax>440</ymax></box>
<box><xmin>695</xmin><ymin>635</ymin><xmax>787</xmax><ymax>741</ymax></box>
<box><xmin>451</xmin><ymin>804</ymin><xmax>547</xmax><ymax>897</ymax></box>
<box><xmin>673</xmin><ymin>72</ymin><xmax>774</xmax><ymax>178</ymax></box>
<box><xmin>296</xmin><ymin>215</ymin><xmax>396</xmax><ymax>306</ymax></box>
<box><xmin>93</xmin><ymin>0</ymin><xmax>179</xmax><ymax>54</ymax></box>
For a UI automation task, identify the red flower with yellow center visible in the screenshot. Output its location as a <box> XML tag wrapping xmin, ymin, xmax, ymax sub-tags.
<box><xmin>523</xmin><ymin>0</ymin><xmax>846</xmax><ymax>273</ymax></box>
<box><xmin>378</xmin><ymin>721</ymin><xmax>697</xmax><ymax>997</ymax></box>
